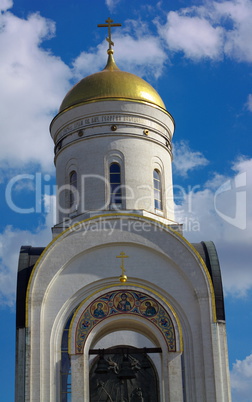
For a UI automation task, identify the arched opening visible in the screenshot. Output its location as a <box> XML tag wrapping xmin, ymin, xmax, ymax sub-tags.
<box><xmin>153</xmin><ymin>169</ymin><xmax>162</xmax><ymax>210</ymax></box>
<box><xmin>109</xmin><ymin>163</ymin><xmax>122</xmax><ymax>207</ymax></box>
<box><xmin>89</xmin><ymin>345</ymin><xmax>160</xmax><ymax>401</ymax></box>
<box><xmin>85</xmin><ymin>319</ymin><xmax>166</xmax><ymax>402</ymax></box>
<box><xmin>63</xmin><ymin>288</ymin><xmax>183</xmax><ymax>400</ymax></box>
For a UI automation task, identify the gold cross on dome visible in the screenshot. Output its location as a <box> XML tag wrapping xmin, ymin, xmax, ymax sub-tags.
<box><xmin>116</xmin><ymin>251</ymin><xmax>129</xmax><ymax>282</ymax></box>
<box><xmin>98</xmin><ymin>18</ymin><xmax>122</xmax><ymax>51</ymax></box>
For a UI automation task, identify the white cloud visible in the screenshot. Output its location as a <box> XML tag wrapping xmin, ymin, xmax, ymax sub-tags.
<box><xmin>157</xmin><ymin>0</ymin><xmax>252</xmax><ymax>63</ymax></box>
<box><xmin>175</xmin><ymin>157</ymin><xmax>252</xmax><ymax>296</ymax></box>
<box><xmin>72</xmin><ymin>42</ymin><xmax>108</xmax><ymax>79</ymax></box>
<box><xmin>73</xmin><ymin>21</ymin><xmax>167</xmax><ymax>80</ymax></box>
<box><xmin>157</xmin><ymin>11</ymin><xmax>224</xmax><ymax>60</ymax></box>
<box><xmin>215</xmin><ymin>0</ymin><xmax>252</xmax><ymax>62</ymax></box>
<box><xmin>173</xmin><ymin>140</ymin><xmax>209</xmax><ymax>177</ymax></box>
<box><xmin>0</xmin><ymin>5</ymin><xmax>71</xmax><ymax>171</ymax></box>
<box><xmin>117</xmin><ymin>19</ymin><xmax>167</xmax><ymax>79</ymax></box>
<box><xmin>115</xmin><ymin>34</ymin><xmax>166</xmax><ymax>79</ymax></box>
<box><xmin>230</xmin><ymin>354</ymin><xmax>252</xmax><ymax>401</ymax></box>
<box><xmin>246</xmin><ymin>94</ymin><xmax>252</xmax><ymax>111</ymax></box>
<box><xmin>0</xmin><ymin>0</ymin><xmax>12</xmax><ymax>12</ymax></box>
<box><xmin>0</xmin><ymin>196</ymin><xmax>55</xmax><ymax>307</ymax></box>
<box><xmin>105</xmin><ymin>0</ymin><xmax>121</xmax><ymax>12</ymax></box>
<box><xmin>204</xmin><ymin>172</ymin><xmax>228</xmax><ymax>190</ymax></box>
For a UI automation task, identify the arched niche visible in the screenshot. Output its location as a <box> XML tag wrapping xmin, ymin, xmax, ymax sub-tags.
<box><xmin>89</xmin><ymin>344</ymin><xmax>160</xmax><ymax>402</ymax></box>
<box><xmin>67</xmin><ymin>288</ymin><xmax>184</xmax><ymax>401</ymax></box>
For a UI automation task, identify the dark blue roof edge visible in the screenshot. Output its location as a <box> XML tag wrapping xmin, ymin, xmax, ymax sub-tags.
<box><xmin>192</xmin><ymin>241</ymin><xmax>225</xmax><ymax>321</ymax></box>
<box><xmin>16</xmin><ymin>246</ymin><xmax>45</xmax><ymax>329</ymax></box>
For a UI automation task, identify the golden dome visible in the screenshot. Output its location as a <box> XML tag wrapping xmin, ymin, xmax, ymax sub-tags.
<box><xmin>59</xmin><ymin>53</ymin><xmax>165</xmax><ymax>112</ymax></box>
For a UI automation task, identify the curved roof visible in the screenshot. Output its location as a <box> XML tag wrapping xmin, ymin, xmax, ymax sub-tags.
<box><xmin>192</xmin><ymin>241</ymin><xmax>225</xmax><ymax>321</ymax></box>
<box><xmin>16</xmin><ymin>240</ymin><xmax>225</xmax><ymax>330</ymax></box>
<box><xmin>59</xmin><ymin>53</ymin><xmax>166</xmax><ymax>112</ymax></box>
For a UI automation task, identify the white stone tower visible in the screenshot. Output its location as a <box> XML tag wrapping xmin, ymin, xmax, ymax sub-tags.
<box><xmin>16</xmin><ymin>19</ymin><xmax>231</xmax><ymax>401</ymax></box>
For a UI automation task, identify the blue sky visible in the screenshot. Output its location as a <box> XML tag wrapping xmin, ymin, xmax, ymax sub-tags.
<box><xmin>0</xmin><ymin>0</ymin><xmax>252</xmax><ymax>400</ymax></box>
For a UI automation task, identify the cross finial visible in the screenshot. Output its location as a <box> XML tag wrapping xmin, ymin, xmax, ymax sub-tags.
<box><xmin>116</xmin><ymin>251</ymin><xmax>129</xmax><ymax>282</ymax></box>
<box><xmin>98</xmin><ymin>18</ymin><xmax>122</xmax><ymax>53</ymax></box>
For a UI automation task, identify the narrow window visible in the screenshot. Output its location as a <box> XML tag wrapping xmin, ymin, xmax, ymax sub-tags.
<box><xmin>110</xmin><ymin>163</ymin><xmax>122</xmax><ymax>205</ymax></box>
<box><xmin>60</xmin><ymin>315</ymin><xmax>72</xmax><ymax>401</ymax></box>
<box><xmin>69</xmin><ymin>170</ymin><xmax>77</xmax><ymax>210</ymax></box>
<box><xmin>153</xmin><ymin>169</ymin><xmax>162</xmax><ymax>210</ymax></box>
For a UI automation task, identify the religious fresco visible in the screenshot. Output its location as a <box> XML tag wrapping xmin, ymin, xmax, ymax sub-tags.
<box><xmin>75</xmin><ymin>290</ymin><xmax>176</xmax><ymax>353</ymax></box>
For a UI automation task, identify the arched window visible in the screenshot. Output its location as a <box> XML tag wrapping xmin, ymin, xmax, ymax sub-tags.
<box><xmin>69</xmin><ymin>170</ymin><xmax>77</xmax><ymax>210</ymax></box>
<box><xmin>109</xmin><ymin>163</ymin><xmax>122</xmax><ymax>205</ymax></box>
<box><xmin>153</xmin><ymin>169</ymin><xmax>162</xmax><ymax>210</ymax></box>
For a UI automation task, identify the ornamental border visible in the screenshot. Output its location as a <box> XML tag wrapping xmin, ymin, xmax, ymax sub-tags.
<box><xmin>75</xmin><ymin>289</ymin><xmax>176</xmax><ymax>354</ymax></box>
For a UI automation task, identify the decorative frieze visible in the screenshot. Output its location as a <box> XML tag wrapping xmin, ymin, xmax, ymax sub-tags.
<box><xmin>75</xmin><ymin>290</ymin><xmax>176</xmax><ymax>354</ymax></box>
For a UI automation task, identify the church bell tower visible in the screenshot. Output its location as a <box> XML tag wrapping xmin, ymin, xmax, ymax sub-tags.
<box><xmin>16</xmin><ymin>19</ymin><xmax>231</xmax><ymax>401</ymax></box>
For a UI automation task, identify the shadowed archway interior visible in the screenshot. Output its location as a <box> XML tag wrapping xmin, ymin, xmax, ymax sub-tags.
<box><xmin>90</xmin><ymin>346</ymin><xmax>160</xmax><ymax>402</ymax></box>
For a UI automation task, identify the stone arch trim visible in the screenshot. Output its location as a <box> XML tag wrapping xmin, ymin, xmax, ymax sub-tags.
<box><xmin>25</xmin><ymin>213</ymin><xmax>217</xmax><ymax>328</ymax></box>
<box><xmin>72</xmin><ymin>288</ymin><xmax>181</xmax><ymax>354</ymax></box>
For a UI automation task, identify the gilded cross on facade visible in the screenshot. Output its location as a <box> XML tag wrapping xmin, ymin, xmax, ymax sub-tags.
<box><xmin>116</xmin><ymin>251</ymin><xmax>128</xmax><ymax>282</ymax></box>
<box><xmin>98</xmin><ymin>18</ymin><xmax>122</xmax><ymax>52</ymax></box>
